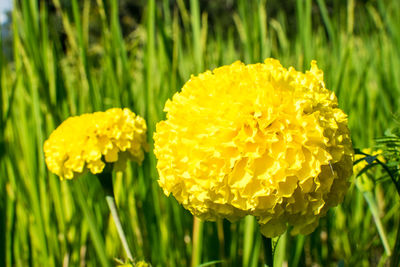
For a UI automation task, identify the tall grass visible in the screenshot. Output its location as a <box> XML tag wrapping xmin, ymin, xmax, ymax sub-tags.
<box><xmin>1</xmin><ymin>0</ymin><xmax>400</xmax><ymax>266</ymax></box>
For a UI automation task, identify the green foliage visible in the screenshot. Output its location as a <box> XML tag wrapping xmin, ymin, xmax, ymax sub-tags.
<box><xmin>377</xmin><ymin>124</ymin><xmax>400</xmax><ymax>195</ymax></box>
<box><xmin>1</xmin><ymin>0</ymin><xmax>400</xmax><ymax>266</ymax></box>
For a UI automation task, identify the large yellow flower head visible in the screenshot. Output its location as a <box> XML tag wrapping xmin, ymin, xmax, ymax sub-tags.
<box><xmin>44</xmin><ymin>108</ymin><xmax>148</xmax><ymax>180</ymax></box>
<box><xmin>154</xmin><ymin>59</ymin><xmax>353</xmax><ymax>237</ymax></box>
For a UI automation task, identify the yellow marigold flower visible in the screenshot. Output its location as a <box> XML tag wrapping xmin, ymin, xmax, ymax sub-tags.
<box><xmin>135</xmin><ymin>261</ymin><xmax>150</xmax><ymax>267</ymax></box>
<box><xmin>44</xmin><ymin>108</ymin><xmax>148</xmax><ymax>180</ymax></box>
<box><xmin>154</xmin><ymin>59</ymin><xmax>354</xmax><ymax>237</ymax></box>
<box><xmin>117</xmin><ymin>261</ymin><xmax>150</xmax><ymax>267</ymax></box>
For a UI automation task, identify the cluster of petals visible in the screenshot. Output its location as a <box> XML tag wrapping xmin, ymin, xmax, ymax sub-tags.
<box><xmin>44</xmin><ymin>108</ymin><xmax>148</xmax><ymax>180</ymax></box>
<box><xmin>154</xmin><ymin>58</ymin><xmax>353</xmax><ymax>237</ymax></box>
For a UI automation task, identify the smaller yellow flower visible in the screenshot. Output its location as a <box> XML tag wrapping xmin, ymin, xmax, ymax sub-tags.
<box><xmin>117</xmin><ymin>260</ymin><xmax>150</xmax><ymax>267</ymax></box>
<box><xmin>135</xmin><ymin>261</ymin><xmax>150</xmax><ymax>267</ymax></box>
<box><xmin>44</xmin><ymin>108</ymin><xmax>148</xmax><ymax>180</ymax></box>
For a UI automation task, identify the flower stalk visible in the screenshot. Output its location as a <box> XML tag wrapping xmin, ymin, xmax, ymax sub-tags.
<box><xmin>191</xmin><ymin>217</ymin><xmax>204</xmax><ymax>267</ymax></box>
<box><xmin>354</xmin><ymin>149</ymin><xmax>399</xmax><ymax>261</ymax></box>
<box><xmin>98</xmin><ymin>170</ymin><xmax>134</xmax><ymax>262</ymax></box>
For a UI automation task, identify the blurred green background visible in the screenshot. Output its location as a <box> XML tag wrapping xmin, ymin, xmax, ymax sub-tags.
<box><xmin>1</xmin><ymin>0</ymin><xmax>400</xmax><ymax>266</ymax></box>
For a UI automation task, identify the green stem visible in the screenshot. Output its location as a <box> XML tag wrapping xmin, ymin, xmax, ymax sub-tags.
<box><xmin>243</xmin><ymin>216</ymin><xmax>255</xmax><ymax>267</ymax></box>
<box><xmin>191</xmin><ymin>217</ymin><xmax>204</xmax><ymax>267</ymax></box>
<box><xmin>216</xmin><ymin>219</ymin><xmax>226</xmax><ymax>265</ymax></box>
<box><xmin>105</xmin><ymin>195</ymin><xmax>134</xmax><ymax>262</ymax></box>
<box><xmin>262</xmin><ymin>236</ymin><xmax>273</xmax><ymax>267</ymax></box>
<box><xmin>98</xmin><ymin>170</ymin><xmax>134</xmax><ymax>262</ymax></box>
